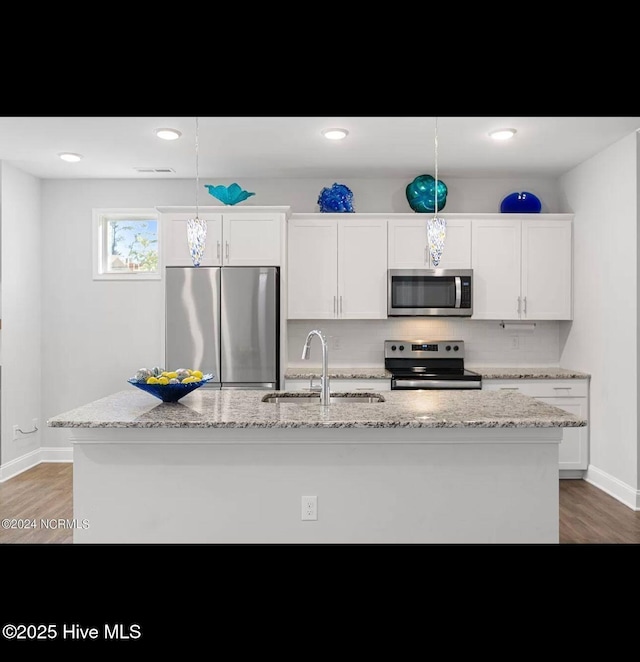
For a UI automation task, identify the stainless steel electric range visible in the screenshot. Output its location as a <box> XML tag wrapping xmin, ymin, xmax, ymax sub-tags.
<box><xmin>384</xmin><ymin>340</ymin><xmax>482</xmax><ymax>390</ymax></box>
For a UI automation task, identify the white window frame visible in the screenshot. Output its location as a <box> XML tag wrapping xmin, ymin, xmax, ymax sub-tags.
<box><xmin>93</xmin><ymin>208</ymin><xmax>161</xmax><ymax>280</ymax></box>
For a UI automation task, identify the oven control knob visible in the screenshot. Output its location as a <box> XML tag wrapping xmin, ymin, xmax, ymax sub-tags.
<box><xmin>445</xmin><ymin>345</ymin><xmax>451</xmax><ymax>351</ymax></box>
<box><xmin>399</xmin><ymin>345</ymin><xmax>405</xmax><ymax>351</ymax></box>
<box><xmin>391</xmin><ymin>345</ymin><xmax>397</xmax><ymax>351</ymax></box>
<box><xmin>453</xmin><ymin>345</ymin><xmax>459</xmax><ymax>351</ymax></box>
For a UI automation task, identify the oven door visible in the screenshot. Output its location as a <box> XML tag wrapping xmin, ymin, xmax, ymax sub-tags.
<box><xmin>387</xmin><ymin>269</ymin><xmax>472</xmax><ymax>316</ymax></box>
<box><xmin>391</xmin><ymin>376</ymin><xmax>482</xmax><ymax>390</ymax></box>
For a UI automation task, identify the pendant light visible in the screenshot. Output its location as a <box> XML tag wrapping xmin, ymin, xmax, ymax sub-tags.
<box><xmin>186</xmin><ymin>116</ymin><xmax>207</xmax><ymax>267</ymax></box>
<box><xmin>427</xmin><ymin>117</ymin><xmax>446</xmax><ymax>267</ymax></box>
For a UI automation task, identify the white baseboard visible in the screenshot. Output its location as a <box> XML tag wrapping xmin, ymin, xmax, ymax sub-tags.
<box><xmin>40</xmin><ymin>446</ymin><xmax>73</xmax><ymax>463</ymax></box>
<box><xmin>585</xmin><ymin>464</ymin><xmax>640</xmax><ymax>511</ymax></box>
<box><xmin>0</xmin><ymin>447</ymin><xmax>73</xmax><ymax>482</ymax></box>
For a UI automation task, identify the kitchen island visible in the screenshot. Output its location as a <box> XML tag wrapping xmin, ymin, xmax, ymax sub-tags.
<box><xmin>48</xmin><ymin>389</ymin><xmax>586</xmax><ymax>544</ymax></box>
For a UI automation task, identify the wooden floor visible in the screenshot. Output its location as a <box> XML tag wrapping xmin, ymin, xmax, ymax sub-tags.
<box><xmin>1</xmin><ymin>464</ymin><xmax>639</xmax><ymax>543</ymax></box>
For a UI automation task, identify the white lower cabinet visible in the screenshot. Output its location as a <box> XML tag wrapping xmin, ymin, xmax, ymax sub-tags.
<box><xmin>284</xmin><ymin>378</ymin><xmax>391</xmax><ymax>392</ymax></box>
<box><xmin>482</xmin><ymin>379</ymin><xmax>589</xmax><ymax>472</ymax></box>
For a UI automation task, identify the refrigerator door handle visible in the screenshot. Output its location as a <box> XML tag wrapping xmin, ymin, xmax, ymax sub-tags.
<box><xmin>225</xmin><ymin>241</ymin><xmax>230</xmax><ymax>260</ymax></box>
<box><xmin>217</xmin><ymin>240</ymin><xmax>221</xmax><ymax>259</ymax></box>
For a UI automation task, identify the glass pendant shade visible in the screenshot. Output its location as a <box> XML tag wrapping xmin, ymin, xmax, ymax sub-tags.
<box><xmin>187</xmin><ymin>217</ymin><xmax>207</xmax><ymax>267</ymax></box>
<box><xmin>427</xmin><ymin>217</ymin><xmax>446</xmax><ymax>266</ymax></box>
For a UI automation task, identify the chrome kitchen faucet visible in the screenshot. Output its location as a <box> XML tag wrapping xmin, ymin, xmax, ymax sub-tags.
<box><xmin>301</xmin><ymin>329</ymin><xmax>330</xmax><ymax>405</ymax></box>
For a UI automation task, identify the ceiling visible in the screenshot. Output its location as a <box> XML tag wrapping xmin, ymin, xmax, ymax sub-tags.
<box><xmin>0</xmin><ymin>116</ymin><xmax>638</xmax><ymax>180</ymax></box>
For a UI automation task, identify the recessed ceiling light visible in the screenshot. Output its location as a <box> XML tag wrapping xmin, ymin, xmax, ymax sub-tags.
<box><xmin>155</xmin><ymin>128</ymin><xmax>182</xmax><ymax>141</ymax></box>
<box><xmin>322</xmin><ymin>128</ymin><xmax>349</xmax><ymax>140</ymax></box>
<box><xmin>489</xmin><ymin>128</ymin><xmax>517</xmax><ymax>141</ymax></box>
<box><xmin>58</xmin><ymin>152</ymin><xmax>83</xmax><ymax>162</ymax></box>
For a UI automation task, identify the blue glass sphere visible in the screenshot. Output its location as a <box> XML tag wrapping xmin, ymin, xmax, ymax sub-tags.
<box><xmin>500</xmin><ymin>191</ymin><xmax>542</xmax><ymax>213</ymax></box>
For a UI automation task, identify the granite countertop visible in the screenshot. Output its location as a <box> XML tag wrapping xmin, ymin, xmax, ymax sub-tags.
<box><xmin>285</xmin><ymin>367</ymin><xmax>391</xmax><ymax>379</ymax></box>
<box><xmin>470</xmin><ymin>367</ymin><xmax>590</xmax><ymax>379</ymax></box>
<box><xmin>47</xmin><ymin>389</ymin><xmax>586</xmax><ymax>430</ymax></box>
<box><xmin>285</xmin><ymin>366</ymin><xmax>590</xmax><ymax>380</ymax></box>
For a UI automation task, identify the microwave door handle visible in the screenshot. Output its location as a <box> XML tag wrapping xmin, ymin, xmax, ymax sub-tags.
<box><xmin>455</xmin><ymin>276</ymin><xmax>462</xmax><ymax>308</ymax></box>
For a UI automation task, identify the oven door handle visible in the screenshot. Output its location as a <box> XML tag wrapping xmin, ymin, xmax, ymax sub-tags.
<box><xmin>392</xmin><ymin>379</ymin><xmax>481</xmax><ymax>389</ymax></box>
<box><xmin>455</xmin><ymin>276</ymin><xmax>462</xmax><ymax>308</ymax></box>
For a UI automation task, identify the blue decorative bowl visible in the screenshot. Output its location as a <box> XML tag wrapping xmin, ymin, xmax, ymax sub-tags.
<box><xmin>318</xmin><ymin>183</ymin><xmax>355</xmax><ymax>212</ymax></box>
<box><xmin>500</xmin><ymin>191</ymin><xmax>542</xmax><ymax>213</ymax></box>
<box><xmin>127</xmin><ymin>374</ymin><xmax>214</xmax><ymax>402</ymax></box>
<box><xmin>204</xmin><ymin>183</ymin><xmax>255</xmax><ymax>205</ymax></box>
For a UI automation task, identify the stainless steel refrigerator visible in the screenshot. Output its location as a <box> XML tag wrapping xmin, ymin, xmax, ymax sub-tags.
<box><xmin>165</xmin><ymin>266</ymin><xmax>279</xmax><ymax>389</ymax></box>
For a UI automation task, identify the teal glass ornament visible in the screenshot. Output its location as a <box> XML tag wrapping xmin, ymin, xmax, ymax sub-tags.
<box><xmin>204</xmin><ymin>183</ymin><xmax>255</xmax><ymax>205</ymax></box>
<box><xmin>406</xmin><ymin>174</ymin><xmax>448</xmax><ymax>213</ymax></box>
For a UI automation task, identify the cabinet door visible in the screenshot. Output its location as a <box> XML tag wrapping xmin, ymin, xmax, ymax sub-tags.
<box><xmin>537</xmin><ymin>397</ymin><xmax>588</xmax><ymax>470</ymax></box>
<box><xmin>163</xmin><ymin>213</ymin><xmax>222</xmax><ymax>267</ymax></box>
<box><xmin>222</xmin><ymin>212</ymin><xmax>282</xmax><ymax>266</ymax></box>
<box><xmin>471</xmin><ymin>219</ymin><xmax>522</xmax><ymax>319</ymax></box>
<box><xmin>287</xmin><ymin>219</ymin><xmax>338</xmax><ymax>319</ymax></box>
<box><xmin>388</xmin><ymin>219</ymin><xmax>429</xmax><ymax>269</ymax></box>
<box><xmin>521</xmin><ymin>220</ymin><xmax>572</xmax><ymax>320</ymax></box>
<box><xmin>338</xmin><ymin>219</ymin><xmax>388</xmax><ymax>319</ymax></box>
<box><xmin>435</xmin><ymin>219</ymin><xmax>471</xmax><ymax>269</ymax></box>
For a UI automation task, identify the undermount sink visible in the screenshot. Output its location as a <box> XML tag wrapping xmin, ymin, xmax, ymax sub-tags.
<box><xmin>262</xmin><ymin>392</ymin><xmax>386</xmax><ymax>404</ymax></box>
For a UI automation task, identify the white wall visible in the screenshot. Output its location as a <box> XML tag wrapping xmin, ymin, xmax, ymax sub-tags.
<box><xmin>0</xmin><ymin>163</ymin><xmax>42</xmax><ymax>466</ymax></box>
<box><xmin>559</xmin><ymin>132</ymin><xmax>639</xmax><ymax>499</ymax></box>
<box><xmin>288</xmin><ymin>319</ymin><xmax>560</xmax><ymax>367</ymax></box>
<box><xmin>40</xmin><ymin>176</ymin><xmax>562</xmax><ymax>448</ymax></box>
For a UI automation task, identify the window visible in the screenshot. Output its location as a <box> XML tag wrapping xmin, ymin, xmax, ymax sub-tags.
<box><xmin>93</xmin><ymin>209</ymin><xmax>160</xmax><ymax>280</ymax></box>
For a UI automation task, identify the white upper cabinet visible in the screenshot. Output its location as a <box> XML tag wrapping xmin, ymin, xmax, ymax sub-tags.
<box><xmin>338</xmin><ymin>218</ymin><xmax>388</xmax><ymax>318</ymax></box>
<box><xmin>388</xmin><ymin>218</ymin><xmax>429</xmax><ymax>268</ymax></box>
<box><xmin>288</xmin><ymin>215</ymin><xmax>387</xmax><ymax>319</ymax></box>
<box><xmin>287</xmin><ymin>218</ymin><xmax>338</xmax><ymax>319</ymax></box>
<box><xmin>435</xmin><ymin>219</ymin><xmax>472</xmax><ymax>269</ymax></box>
<box><xmin>472</xmin><ymin>216</ymin><xmax>573</xmax><ymax>320</ymax></box>
<box><xmin>160</xmin><ymin>207</ymin><xmax>286</xmax><ymax>268</ymax></box>
<box><xmin>388</xmin><ymin>217</ymin><xmax>471</xmax><ymax>269</ymax></box>
<box><xmin>472</xmin><ymin>218</ymin><xmax>522</xmax><ymax>319</ymax></box>
<box><xmin>521</xmin><ymin>220</ymin><xmax>572</xmax><ymax>320</ymax></box>
<box><xmin>222</xmin><ymin>212</ymin><xmax>282</xmax><ymax>266</ymax></box>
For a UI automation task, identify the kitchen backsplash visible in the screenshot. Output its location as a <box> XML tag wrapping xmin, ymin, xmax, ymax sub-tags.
<box><xmin>287</xmin><ymin>319</ymin><xmax>561</xmax><ymax>367</ymax></box>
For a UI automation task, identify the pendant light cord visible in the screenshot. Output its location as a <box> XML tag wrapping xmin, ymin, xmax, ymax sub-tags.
<box><xmin>195</xmin><ymin>116</ymin><xmax>200</xmax><ymax>219</ymax></box>
<box><xmin>434</xmin><ymin>116</ymin><xmax>439</xmax><ymax>216</ymax></box>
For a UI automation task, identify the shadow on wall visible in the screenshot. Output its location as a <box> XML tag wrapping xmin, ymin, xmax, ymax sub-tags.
<box><xmin>558</xmin><ymin>320</ymin><xmax>572</xmax><ymax>364</ymax></box>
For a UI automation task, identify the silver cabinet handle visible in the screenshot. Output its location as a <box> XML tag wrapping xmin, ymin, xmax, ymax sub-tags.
<box><xmin>225</xmin><ymin>241</ymin><xmax>229</xmax><ymax>259</ymax></box>
<box><xmin>517</xmin><ymin>296</ymin><xmax>522</xmax><ymax>315</ymax></box>
<box><xmin>217</xmin><ymin>240</ymin><xmax>221</xmax><ymax>259</ymax></box>
<box><xmin>553</xmin><ymin>386</ymin><xmax>572</xmax><ymax>391</ymax></box>
<box><xmin>500</xmin><ymin>387</ymin><xmax>520</xmax><ymax>391</ymax></box>
<box><xmin>524</xmin><ymin>296</ymin><xmax>527</xmax><ymax>315</ymax></box>
<box><xmin>334</xmin><ymin>296</ymin><xmax>337</xmax><ymax>314</ymax></box>
<box><xmin>340</xmin><ymin>296</ymin><xmax>343</xmax><ymax>313</ymax></box>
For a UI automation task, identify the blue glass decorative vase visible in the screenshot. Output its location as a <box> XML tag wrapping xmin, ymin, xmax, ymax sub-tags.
<box><xmin>317</xmin><ymin>183</ymin><xmax>354</xmax><ymax>213</ymax></box>
<box><xmin>204</xmin><ymin>183</ymin><xmax>255</xmax><ymax>205</ymax></box>
<box><xmin>406</xmin><ymin>174</ymin><xmax>448</xmax><ymax>213</ymax></box>
<box><xmin>500</xmin><ymin>191</ymin><xmax>542</xmax><ymax>213</ymax></box>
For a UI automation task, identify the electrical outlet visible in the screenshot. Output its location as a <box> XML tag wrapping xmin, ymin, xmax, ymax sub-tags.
<box><xmin>331</xmin><ymin>336</ymin><xmax>341</xmax><ymax>350</ymax></box>
<box><xmin>510</xmin><ymin>336</ymin><xmax>519</xmax><ymax>350</ymax></box>
<box><xmin>12</xmin><ymin>425</ymin><xmax>19</xmax><ymax>441</ymax></box>
<box><xmin>301</xmin><ymin>496</ymin><xmax>318</xmax><ymax>521</ymax></box>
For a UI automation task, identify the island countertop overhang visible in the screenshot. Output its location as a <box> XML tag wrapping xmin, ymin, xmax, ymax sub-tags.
<box><xmin>47</xmin><ymin>389</ymin><xmax>587</xmax><ymax>430</ymax></box>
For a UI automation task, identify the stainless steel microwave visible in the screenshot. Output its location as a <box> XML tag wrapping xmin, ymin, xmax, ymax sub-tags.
<box><xmin>387</xmin><ymin>269</ymin><xmax>473</xmax><ymax>316</ymax></box>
